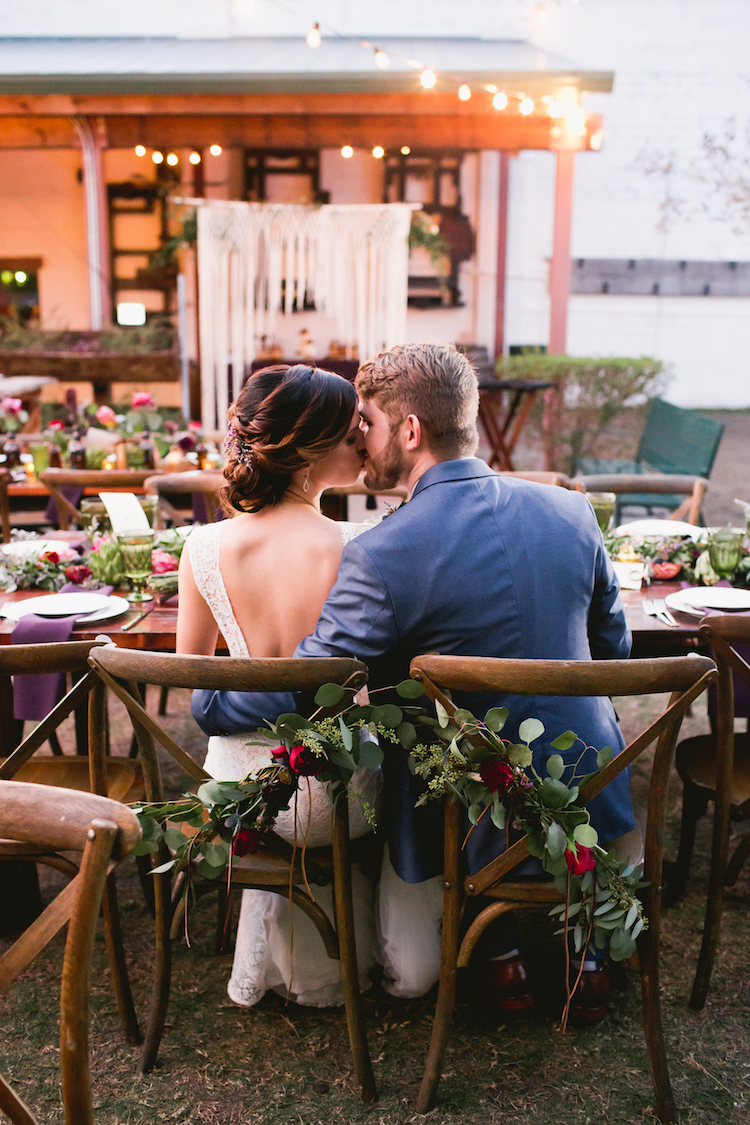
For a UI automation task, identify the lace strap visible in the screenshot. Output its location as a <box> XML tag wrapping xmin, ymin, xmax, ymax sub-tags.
<box><xmin>188</xmin><ymin>524</ymin><xmax>250</xmax><ymax>657</ymax></box>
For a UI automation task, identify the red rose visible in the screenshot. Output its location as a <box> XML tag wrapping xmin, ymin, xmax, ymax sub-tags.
<box><xmin>651</xmin><ymin>561</ymin><xmax>681</xmax><ymax>580</ymax></box>
<box><xmin>48</xmin><ymin>419</ymin><xmax>65</xmax><ymax>431</ymax></box>
<box><xmin>41</xmin><ymin>551</ymin><xmax>60</xmax><ymax>565</ymax></box>
<box><xmin>479</xmin><ymin>760</ymin><xmax>515</xmax><ymax>794</ymax></box>
<box><xmin>564</xmin><ymin>844</ymin><xmax>597</xmax><ymax>874</ymax></box>
<box><xmin>288</xmin><ymin>743</ymin><xmax>326</xmax><ymax>776</ymax></box>
<box><xmin>232</xmin><ymin>828</ymin><xmax>259</xmax><ymax>857</ymax></box>
<box><xmin>65</xmin><ymin>564</ymin><xmax>92</xmax><ymax>584</ymax></box>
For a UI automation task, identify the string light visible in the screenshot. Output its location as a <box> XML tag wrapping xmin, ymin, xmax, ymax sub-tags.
<box><xmin>493</xmin><ymin>92</ymin><xmax>508</xmax><ymax>110</ymax></box>
<box><xmin>561</xmin><ymin>99</ymin><xmax>579</xmax><ymax>118</ymax></box>
<box><xmin>134</xmin><ymin>144</ymin><xmax>146</xmax><ymax>157</ymax></box>
<box><xmin>209</xmin><ymin>144</ymin><xmax>222</xmax><ymax>156</ymax></box>
<box><xmin>14</xmin><ymin>271</ymin><xmax>27</xmax><ymax>284</ymax></box>
<box><xmin>152</xmin><ymin>151</ymin><xmax>164</xmax><ymax>164</ymax></box>
<box><xmin>306</xmin><ymin>22</ymin><xmax>321</xmax><ymax>48</ymax></box>
<box><xmin>548</xmin><ymin>102</ymin><xmax>562</xmax><ymax>117</ymax></box>
<box><xmin>485</xmin><ymin>84</ymin><xmax>498</xmax><ymax>94</ymax></box>
<box><xmin>400</xmin><ymin>145</ymin><xmax>411</xmax><ymax>155</ymax></box>
<box><xmin>420</xmin><ymin>69</ymin><xmax>436</xmax><ymax>89</ymax></box>
<box><xmin>189</xmin><ymin>151</ymin><xmax>201</xmax><ymax>165</ymax></box>
<box><xmin>458</xmin><ymin>84</ymin><xmax>471</xmax><ymax>101</ymax></box>
<box><xmin>341</xmin><ymin>145</ymin><xmax>354</xmax><ymax>158</ymax></box>
<box><xmin>374</xmin><ymin>48</ymin><xmax>389</xmax><ymax>68</ymax></box>
<box><xmin>166</xmin><ymin>153</ymin><xmax>178</xmax><ymax>166</ymax></box>
<box><xmin>520</xmin><ymin>98</ymin><xmax>534</xmax><ymax>115</ymax></box>
<box><xmin>372</xmin><ymin>146</ymin><xmax>385</xmax><ymax>159</ymax></box>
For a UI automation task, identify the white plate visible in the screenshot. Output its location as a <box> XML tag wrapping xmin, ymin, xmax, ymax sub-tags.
<box><xmin>1</xmin><ymin>594</ymin><xmax>130</xmax><ymax>624</ymax></box>
<box><xmin>615</xmin><ymin>519</ymin><xmax>701</xmax><ymax>540</ymax></box>
<box><xmin>665</xmin><ymin>587</ymin><xmax>750</xmax><ymax>617</ymax></box>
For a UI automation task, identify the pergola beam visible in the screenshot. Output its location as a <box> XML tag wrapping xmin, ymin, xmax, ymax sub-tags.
<box><xmin>0</xmin><ymin>112</ymin><xmax>602</xmax><ymax>151</ymax></box>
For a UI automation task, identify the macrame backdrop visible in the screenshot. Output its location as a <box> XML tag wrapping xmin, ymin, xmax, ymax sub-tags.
<box><xmin>196</xmin><ymin>201</ymin><xmax>415</xmax><ymax>430</ymax></box>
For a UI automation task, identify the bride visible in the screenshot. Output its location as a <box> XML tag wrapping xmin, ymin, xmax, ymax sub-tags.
<box><xmin>176</xmin><ymin>363</ymin><xmax>380</xmax><ymax>1008</ymax></box>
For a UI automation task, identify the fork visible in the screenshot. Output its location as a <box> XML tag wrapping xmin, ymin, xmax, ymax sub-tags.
<box><xmin>643</xmin><ymin>598</ymin><xmax>678</xmax><ymax>627</ymax></box>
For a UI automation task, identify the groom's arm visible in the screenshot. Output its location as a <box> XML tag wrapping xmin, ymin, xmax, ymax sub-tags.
<box><xmin>191</xmin><ymin>540</ymin><xmax>395</xmax><ymax>735</ymax></box>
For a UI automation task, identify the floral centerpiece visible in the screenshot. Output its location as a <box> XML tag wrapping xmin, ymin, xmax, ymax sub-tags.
<box><xmin>0</xmin><ymin>396</ymin><xmax>28</xmax><ymax>433</ymax></box>
<box><xmin>133</xmin><ymin>680</ymin><xmax>646</xmax><ymax>1026</ymax></box>
<box><xmin>606</xmin><ymin>527</ymin><xmax>750</xmax><ymax>587</ymax></box>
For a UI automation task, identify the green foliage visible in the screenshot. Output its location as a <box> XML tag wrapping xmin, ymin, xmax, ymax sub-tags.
<box><xmin>495</xmin><ymin>353</ymin><xmax>668</xmax><ymax>473</ymax></box>
<box><xmin>0</xmin><ymin>319</ymin><xmax>175</xmax><ymax>354</ymax></box>
<box><xmin>408</xmin><ymin>213</ymin><xmax>450</xmax><ymax>281</ymax></box>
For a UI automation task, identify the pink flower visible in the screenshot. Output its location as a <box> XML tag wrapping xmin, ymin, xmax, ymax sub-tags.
<box><xmin>150</xmin><ymin>548</ymin><xmax>178</xmax><ymax>574</ymax></box>
<box><xmin>95</xmin><ymin>404</ymin><xmax>118</xmax><ymax>428</ymax></box>
<box><xmin>1</xmin><ymin>397</ymin><xmax>22</xmax><ymax>415</ymax></box>
<box><xmin>564</xmin><ymin>845</ymin><xmax>597</xmax><ymax>875</ymax></box>
<box><xmin>132</xmin><ymin>392</ymin><xmax>154</xmax><ymax>409</ymax></box>
<box><xmin>47</xmin><ymin>419</ymin><xmax>65</xmax><ymax>431</ymax></box>
<box><xmin>187</xmin><ymin>420</ymin><xmax>202</xmax><ymax>432</ymax></box>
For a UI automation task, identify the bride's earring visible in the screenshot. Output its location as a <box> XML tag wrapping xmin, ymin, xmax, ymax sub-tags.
<box><xmin>303</xmin><ymin>466</ymin><xmax>311</xmax><ymax>493</ymax></box>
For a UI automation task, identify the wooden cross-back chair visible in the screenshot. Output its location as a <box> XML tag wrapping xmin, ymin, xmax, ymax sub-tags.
<box><xmin>0</xmin><ymin>468</ymin><xmax>11</xmax><ymax>542</ymax></box>
<box><xmin>572</xmin><ymin>472</ymin><xmax>709</xmax><ymax>526</ymax></box>
<box><xmin>143</xmin><ymin>470</ymin><xmax>225</xmax><ymax>527</ymax></box>
<box><xmin>38</xmin><ymin>468</ymin><xmax>157</xmax><ymax>530</ymax></box>
<box><xmin>669</xmin><ymin>616</ymin><xmax>750</xmax><ymax>1011</ymax></box>
<box><xmin>407</xmin><ymin>652</ymin><xmax>717</xmax><ymax>1124</ymax></box>
<box><xmin>0</xmin><ymin>640</ymin><xmax>143</xmax><ymax>1043</ymax></box>
<box><xmin>87</xmin><ymin>643</ymin><xmax>377</xmax><ymax>1103</ymax></box>
<box><xmin>0</xmin><ymin>781</ymin><xmax>141</xmax><ymax>1125</ymax></box>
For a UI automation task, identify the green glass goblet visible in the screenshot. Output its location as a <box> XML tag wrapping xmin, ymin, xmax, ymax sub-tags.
<box><xmin>588</xmin><ymin>491</ymin><xmax>616</xmax><ymax>533</ymax></box>
<box><xmin>707</xmin><ymin>527</ymin><xmax>744</xmax><ymax>582</ymax></box>
<box><xmin>117</xmin><ymin>529</ymin><xmax>154</xmax><ymax>603</ymax></box>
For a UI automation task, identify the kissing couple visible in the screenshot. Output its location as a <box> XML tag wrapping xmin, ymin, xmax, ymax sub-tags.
<box><xmin>181</xmin><ymin>342</ymin><xmax>635</xmax><ymax>1014</ymax></box>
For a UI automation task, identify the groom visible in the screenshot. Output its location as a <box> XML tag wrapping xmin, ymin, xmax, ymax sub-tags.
<box><xmin>193</xmin><ymin>343</ymin><xmax>633</xmax><ymax>1005</ymax></box>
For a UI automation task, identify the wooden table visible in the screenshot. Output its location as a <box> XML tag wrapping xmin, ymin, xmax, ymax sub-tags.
<box><xmin>477</xmin><ymin>378</ymin><xmax>555</xmax><ymax>471</ymax></box>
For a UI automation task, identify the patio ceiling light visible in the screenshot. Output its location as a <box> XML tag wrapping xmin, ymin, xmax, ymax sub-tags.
<box><xmin>372</xmin><ymin>146</ymin><xmax>385</xmax><ymax>159</ymax></box>
<box><xmin>134</xmin><ymin>144</ymin><xmax>146</xmax><ymax>157</ymax></box>
<box><xmin>306</xmin><ymin>23</ymin><xmax>321</xmax><ymax>48</ymax></box>
<box><xmin>520</xmin><ymin>98</ymin><xmax>534</xmax><ymax>115</ymax></box>
<box><xmin>166</xmin><ymin>153</ymin><xmax>178</xmax><ymax>166</ymax></box>
<box><xmin>374</xmin><ymin>49</ymin><xmax>389</xmax><ymax>68</ymax></box>
<box><xmin>400</xmin><ymin>146</ymin><xmax>411</xmax><ymax>155</ymax></box>
<box><xmin>458</xmin><ymin>84</ymin><xmax>471</xmax><ymax>101</ymax></box>
<box><xmin>189</xmin><ymin>151</ymin><xmax>201</xmax><ymax>165</ymax></box>
<box><xmin>152</xmin><ymin>151</ymin><xmax>164</xmax><ymax>164</ymax></box>
<box><xmin>548</xmin><ymin>101</ymin><xmax>562</xmax><ymax>117</ymax></box>
<box><xmin>493</xmin><ymin>92</ymin><xmax>508</xmax><ymax>110</ymax></box>
<box><xmin>420</xmin><ymin>69</ymin><xmax>436</xmax><ymax>89</ymax></box>
<box><xmin>209</xmin><ymin>144</ymin><xmax>222</xmax><ymax>156</ymax></box>
<box><xmin>341</xmin><ymin>145</ymin><xmax>354</xmax><ymax>158</ymax></box>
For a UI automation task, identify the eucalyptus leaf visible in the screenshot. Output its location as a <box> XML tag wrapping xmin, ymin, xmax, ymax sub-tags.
<box><xmin>631</xmin><ymin>918</ymin><xmax>644</xmax><ymax>940</ymax></box>
<box><xmin>468</xmin><ymin>802</ymin><xmax>483</xmax><ymax>825</ymax></box>
<box><xmin>581</xmin><ymin>869</ymin><xmax>595</xmax><ymax>894</ymax></box>
<box><xmin>596</xmin><ymin>745</ymin><xmax>614</xmax><ymax>769</ymax></box>
<box><xmin>484</xmin><ymin>707</ymin><xmax>509</xmax><ymax>732</ymax></box>
<box><xmin>519</xmin><ymin>717</ymin><xmax>544</xmax><ymax>744</ymax></box>
<box><xmin>545</xmin><ymin>821</ymin><xmax>567</xmax><ymax>860</ymax></box>
<box><xmin>358</xmin><ymin>741</ymin><xmax>384</xmax><ymax>769</ymax></box>
<box><xmin>338</xmin><ymin>716</ymin><xmax>353</xmax><ymax>751</ymax></box>
<box><xmin>453</xmin><ymin>708</ymin><xmax>476</xmax><ymax>725</ymax></box>
<box><xmin>395</xmin><ymin>679</ymin><xmax>425</xmax><ymax>699</ymax></box>
<box><xmin>314</xmin><ymin>683</ymin><xmax>347</xmax><ymax>707</ymax></box>
<box><xmin>435</xmin><ymin>700</ymin><xmax>451</xmax><ymax>729</ymax></box>
<box><xmin>506</xmin><ymin>743</ymin><xmax>533</xmax><ymax>768</ymax></box>
<box><xmin>196</xmin><ymin>858</ymin><xmax>226</xmax><ymax>880</ymax></box>
<box><xmin>554</xmin><ymin>873</ymin><xmax>569</xmax><ymax>895</ymax></box>
<box><xmin>573</xmin><ymin>824</ymin><xmax>598</xmax><ymax>848</ymax></box>
<box><xmin>526</xmin><ymin>833</ymin><xmax>545</xmax><ymax>859</ymax></box>
<box><xmin>164</xmin><ymin>826</ymin><xmax>189</xmax><ymax>852</ymax></box>
<box><xmin>276</xmin><ymin>712</ymin><xmax>311</xmax><ymax>731</ymax></box>
<box><xmin>203</xmin><ymin>840</ymin><xmax>230</xmax><ymax>867</ymax></box>
<box><xmin>490</xmin><ymin>800</ymin><xmax>506</xmax><ymax>830</ymax></box>
<box><xmin>396</xmin><ymin>721</ymin><xmax>418</xmax><ymax>750</ymax></box>
<box><xmin>539</xmin><ymin>777</ymin><xmax>571</xmax><ymax>808</ymax></box>
<box><xmin>150</xmin><ymin>858</ymin><xmax>177</xmax><ymax>875</ymax></box>
<box><xmin>573</xmin><ymin>922</ymin><xmax>583</xmax><ymax>952</ymax></box>
<box><xmin>625</xmin><ymin>902</ymin><xmax>639</xmax><ymax>930</ymax></box>
<box><xmin>544</xmin><ymin>853</ymin><xmax>569</xmax><ymax>877</ymax></box>
<box><xmin>371</xmin><ymin>704</ymin><xmax>404</xmax><ymax>729</ymax></box>
<box><xmin>545</xmin><ymin>753</ymin><xmax>565</xmax><ymax>781</ymax></box>
<box><xmin>550</xmin><ymin>730</ymin><xmax>578</xmax><ymax>751</ymax></box>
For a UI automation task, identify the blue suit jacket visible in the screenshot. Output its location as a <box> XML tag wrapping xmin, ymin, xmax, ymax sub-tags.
<box><xmin>193</xmin><ymin>459</ymin><xmax>633</xmax><ymax>881</ymax></box>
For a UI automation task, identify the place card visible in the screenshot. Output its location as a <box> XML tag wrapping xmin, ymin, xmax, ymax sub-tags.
<box><xmin>613</xmin><ymin>560</ymin><xmax>647</xmax><ymax>591</ymax></box>
<box><xmin>99</xmin><ymin>492</ymin><xmax>151</xmax><ymax>533</ymax></box>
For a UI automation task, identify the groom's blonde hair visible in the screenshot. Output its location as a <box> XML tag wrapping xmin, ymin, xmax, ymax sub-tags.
<box><xmin>356</xmin><ymin>343</ymin><xmax>479</xmax><ymax>457</ymax></box>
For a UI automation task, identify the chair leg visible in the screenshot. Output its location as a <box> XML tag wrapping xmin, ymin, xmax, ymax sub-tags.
<box><xmin>666</xmin><ymin>782</ymin><xmax>708</xmax><ymax>903</ymax></box>
<box><xmin>158</xmin><ymin>686</ymin><xmax>169</xmax><ymax>716</ymax></box>
<box><xmin>101</xmin><ymin>872</ymin><xmax>142</xmax><ymax>1046</ymax></box>
<box><xmin>639</xmin><ymin>911</ymin><xmax>678</xmax><ymax>1123</ymax></box>
<box><xmin>48</xmin><ymin>730</ymin><xmax>64</xmax><ymax>756</ymax></box>
<box><xmin>416</xmin><ymin>798</ymin><xmax>462</xmax><ymax>1116</ymax></box>
<box><xmin>331</xmin><ymin>792</ymin><xmax>376</xmax><ymax>1104</ymax></box>
<box><xmin>139</xmin><ymin>863</ymin><xmax>173</xmax><ymax>1072</ymax></box>
<box><xmin>725</xmin><ymin>830</ymin><xmax>750</xmax><ymax>886</ymax></box>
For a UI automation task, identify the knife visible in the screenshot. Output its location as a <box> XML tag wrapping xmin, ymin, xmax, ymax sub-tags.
<box><xmin>122</xmin><ymin>606</ymin><xmax>155</xmax><ymax>631</ymax></box>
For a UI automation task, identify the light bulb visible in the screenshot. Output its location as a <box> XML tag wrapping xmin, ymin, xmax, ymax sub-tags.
<box><xmin>166</xmin><ymin>153</ymin><xmax>178</xmax><ymax>166</ymax></box>
<box><xmin>341</xmin><ymin>145</ymin><xmax>354</xmax><ymax>159</ymax></box>
<box><xmin>548</xmin><ymin>101</ymin><xmax>562</xmax><ymax>118</ymax></box>
<box><xmin>152</xmin><ymin>151</ymin><xmax>164</xmax><ymax>164</ymax></box>
<box><xmin>493</xmin><ymin>92</ymin><xmax>508</xmax><ymax>110</ymax></box>
<box><xmin>306</xmin><ymin>22</ymin><xmax>321</xmax><ymax>48</ymax></box>
<box><xmin>374</xmin><ymin>49</ymin><xmax>389</xmax><ymax>68</ymax></box>
<box><xmin>372</xmin><ymin>146</ymin><xmax>385</xmax><ymax>159</ymax></box>
<box><xmin>209</xmin><ymin>144</ymin><xmax>222</xmax><ymax>156</ymax></box>
<box><xmin>520</xmin><ymin>98</ymin><xmax>534</xmax><ymax>115</ymax></box>
<box><xmin>485</xmin><ymin>84</ymin><xmax>498</xmax><ymax>94</ymax></box>
<box><xmin>561</xmin><ymin>99</ymin><xmax>579</xmax><ymax>118</ymax></box>
<box><xmin>14</xmin><ymin>271</ymin><xmax>27</xmax><ymax>284</ymax></box>
<box><xmin>189</xmin><ymin>151</ymin><xmax>201</xmax><ymax>165</ymax></box>
<box><xmin>400</xmin><ymin>145</ymin><xmax>411</xmax><ymax>155</ymax></box>
<box><xmin>458</xmin><ymin>84</ymin><xmax>471</xmax><ymax>101</ymax></box>
<box><xmin>134</xmin><ymin>144</ymin><xmax>146</xmax><ymax>157</ymax></box>
<box><xmin>420</xmin><ymin>69</ymin><xmax>436</xmax><ymax>89</ymax></box>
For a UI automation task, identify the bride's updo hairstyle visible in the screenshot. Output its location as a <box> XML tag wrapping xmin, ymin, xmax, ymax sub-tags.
<box><xmin>220</xmin><ymin>364</ymin><xmax>357</xmax><ymax>514</ymax></box>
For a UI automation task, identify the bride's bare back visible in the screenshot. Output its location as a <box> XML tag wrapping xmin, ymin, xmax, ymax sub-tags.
<box><xmin>177</xmin><ymin>503</ymin><xmax>348</xmax><ymax>657</ymax></box>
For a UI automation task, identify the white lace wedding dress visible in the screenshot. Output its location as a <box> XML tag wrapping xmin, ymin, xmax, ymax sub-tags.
<box><xmin>188</xmin><ymin>519</ymin><xmax>381</xmax><ymax>1007</ymax></box>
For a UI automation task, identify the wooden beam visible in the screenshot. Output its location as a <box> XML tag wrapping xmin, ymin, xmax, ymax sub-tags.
<box><xmin>548</xmin><ymin>149</ymin><xmax>576</xmax><ymax>354</ymax></box>
<box><xmin>0</xmin><ymin>116</ymin><xmax>77</xmax><ymax>146</ymax></box>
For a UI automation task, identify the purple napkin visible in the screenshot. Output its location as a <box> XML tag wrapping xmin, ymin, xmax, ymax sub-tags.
<box><xmin>191</xmin><ymin>492</ymin><xmax>225</xmax><ymax>524</ymax></box>
<box><xmin>44</xmin><ymin>485</ymin><xmax>84</xmax><ymax>527</ymax></box>
<box><xmin>11</xmin><ymin>583</ymin><xmax>113</xmax><ymax>721</ymax></box>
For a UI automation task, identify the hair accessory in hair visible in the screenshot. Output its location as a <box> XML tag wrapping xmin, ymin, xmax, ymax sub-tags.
<box><xmin>225</xmin><ymin>423</ymin><xmax>254</xmax><ymax>467</ymax></box>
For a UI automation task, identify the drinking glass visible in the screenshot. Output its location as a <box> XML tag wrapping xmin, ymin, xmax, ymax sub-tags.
<box><xmin>707</xmin><ymin>527</ymin><xmax>744</xmax><ymax>582</ymax></box>
<box><xmin>117</xmin><ymin>530</ymin><xmax>154</xmax><ymax>603</ymax></box>
<box><xmin>79</xmin><ymin>499</ymin><xmax>111</xmax><ymax>537</ymax></box>
<box><xmin>29</xmin><ymin>443</ymin><xmax>49</xmax><ymax>478</ymax></box>
<box><xmin>588</xmin><ymin>491</ymin><xmax>616</xmax><ymax>533</ymax></box>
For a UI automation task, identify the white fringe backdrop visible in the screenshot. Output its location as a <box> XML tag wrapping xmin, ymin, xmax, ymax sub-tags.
<box><xmin>196</xmin><ymin>201</ymin><xmax>415</xmax><ymax>430</ymax></box>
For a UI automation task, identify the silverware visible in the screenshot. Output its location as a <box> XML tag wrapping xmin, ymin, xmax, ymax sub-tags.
<box><xmin>121</xmin><ymin>605</ymin><xmax>155</xmax><ymax>631</ymax></box>
<box><xmin>650</xmin><ymin>598</ymin><xmax>679</xmax><ymax>627</ymax></box>
<box><xmin>643</xmin><ymin>598</ymin><xmax>678</xmax><ymax>628</ymax></box>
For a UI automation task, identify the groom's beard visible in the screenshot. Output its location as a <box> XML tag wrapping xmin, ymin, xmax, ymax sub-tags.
<box><xmin>363</xmin><ymin>431</ymin><xmax>406</xmax><ymax>492</ymax></box>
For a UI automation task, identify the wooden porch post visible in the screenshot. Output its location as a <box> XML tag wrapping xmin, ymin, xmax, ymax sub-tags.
<box><xmin>73</xmin><ymin>116</ymin><xmax>111</xmax><ymax>329</ymax></box>
<box><xmin>548</xmin><ymin>148</ymin><xmax>576</xmax><ymax>355</ymax></box>
<box><xmin>493</xmin><ymin>152</ymin><xmax>510</xmax><ymax>360</ymax></box>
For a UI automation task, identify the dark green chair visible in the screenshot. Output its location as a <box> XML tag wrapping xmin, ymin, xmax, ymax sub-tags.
<box><xmin>575</xmin><ymin>398</ymin><xmax>724</xmax><ymax>524</ymax></box>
